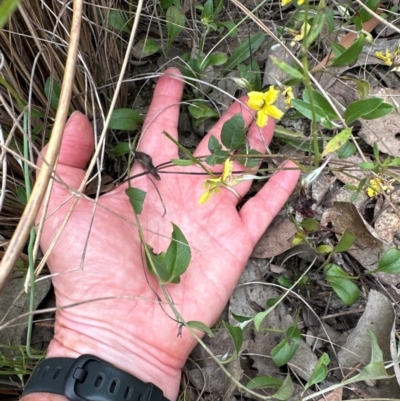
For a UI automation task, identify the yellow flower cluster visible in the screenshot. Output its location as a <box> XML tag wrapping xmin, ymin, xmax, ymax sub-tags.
<box><xmin>366</xmin><ymin>178</ymin><xmax>394</xmax><ymax>198</ymax></box>
<box><xmin>375</xmin><ymin>49</ymin><xmax>400</xmax><ymax>71</ymax></box>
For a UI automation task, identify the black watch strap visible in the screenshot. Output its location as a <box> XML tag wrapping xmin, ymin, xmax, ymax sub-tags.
<box><xmin>22</xmin><ymin>354</ymin><xmax>170</xmax><ymax>401</ymax></box>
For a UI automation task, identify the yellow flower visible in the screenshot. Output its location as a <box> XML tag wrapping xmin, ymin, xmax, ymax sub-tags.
<box><xmin>375</xmin><ymin>50</ymin><xmax>393</xmax><ymax>66</ymax></box>
<box><xmin>198</xmin><ymin>158</ymin><xmax>234</xmax><ymax>204</ymax></box>
<box><xmin>366</xmin><ymin>178</ymin><xmax>394</xmax><ymax>198</ymax></box>
<box><xmin>282</xmin><ymin>0</ymin><xmax>304</xmax><ymax>5</ymax></box>
<box><xmin>247</xmin><ymin>87</ymin><xmax>284</xmax><ymax>127</ymax></box>
<box><xmin>282</xmin><ymin>86</ymin><xmax>294</xmax><ymax>108</ymax></box>
<box><xmin>294</xmin><ymin>22</ymin><xmax>311</xmax><ymax>42</ymax></box>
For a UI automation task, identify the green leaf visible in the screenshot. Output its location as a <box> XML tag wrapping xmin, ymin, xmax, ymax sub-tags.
<box><xmin>208</xmin><ymin>135</ymin><xmax>222</xmax><ymax>152</ymax></box>
<box><xmin>334</xmin><ymin>229</ymin><xmax>355</xmax><ymax>253</ymax></box>
<box><xmin>321</xmin><ymin>128</ymin><xmax>352</xmax><ymax>158</ymax></box>
<box><xmin>360</xmin><ymin>0</ymin><xmax>380</xmax><ymax>22</ymax></box>
<box><xmin>222</xmin><ymin>321</ymin><xmax>243</xmax><ymax>363</ymax></box>
<box><xmin>145</xmin><ymin>246</ymin><xmax>169</xmax><ymax>282</ymax></box>
<box><xmin>238</xmin><ymin>61</ymin><xmax>262</xmax><ymax>91</ymax></box>
<box><xmin>0</xmin><ymin>0</ymin><xmax>23</xmax><ymax>29</ymax></box>
<box><xmin>231</xmin><ymin>312</ymin><xmax>254</xmax><ymax>324</ymax></box>
<box><xmin>221</xmin><ymin>114</ymin><xmax>246</xmax><ymax>151</ymax></box>
<box><xmin>317</xmin><ymin>245</ymin><xmax>333</xmax><ymax>254</ymax></box>
<box><xmin>330</xmin><ymin>34</ymin><xmax>365</xmax><ymax>67</ymax></box>
<box><xmin>330</xmin><ymin>41</ymin><xmax>346</xmax><ymax>58</ymax></box>
<box><xmin>344</xmin><ymin>98</ymin><xmax>383</xmax><ymax>124</ymax></box>
<box><xmin>165</xmin><ymin>224</ymin><xmax>191</xmax><ymax>283</ymax></box>
<box><xmin>362</xmin><ymin>102</ymin><xmax>393</xmax><ymax>120</ymax></box>
<box><xmin>125</xmin><ymin>187</ymin><xmax>146</xmax><ymax>215</ymax></box>
<box><xmin>133</xmin><ymin>38</ymin><xmax>160</xmax><ymax>58</ymax></box>
<box><xmin>359</xmin><ymin>162</ymin><xmax>376</xmax><ymax>170</ymax></box>
<box><xmin>291</xmin><ymin>99</ymin><xmax>326</xmax><ymax>122</ymax></box>
<box><xmin>277</xmin><ymin>276</ymin><xmax>293</xmax><ymax>288</ymax></box>
<box><xmin>160</xmin><ymin>0</ymin><xmax>174</xmax><ymax>9</ymax></box>
<box><xmin>108</xmin><ymin>10</ymin><xmax>131</xmax><ymax>33</ymax></box>
<box><xmin>188</xmin><ymin>103</ymin><xmax>219</xmax><ymax>120</ymax></box>
<box><xmin>171</xmin><ymin>159</ymin><xmax>195</xmax><ymax>166</ymax></box>
<box><xmin>375</xmin><ymin>248</ymin><xmax>400</xmax><ymax>274</ymax></box>
<box><xmin>254</xmin><ymin>306</ymin><xmax>274</xmax><ymax>331</ymax></box>
<box><xmin>221</xmin><ymin>20</ymin><xmax>237</xmax><ymax>36</ymax></box>
<box><xmin>324</xmin><ymin>7</ymin><xmax>335</xmax><ymax>34</ymax></box>
<box><xmin>201</xmin><ymin>0</ymin><xmax>213</xmax><ymax>23</ymax></box>
<box><xmin>303</xmin><ymin>89</ymin><xmax>337</xmax><ymax>118</ymax></box>
<box><xmin>114</xmin><ymin>142</ymin><xmax>131</xmax><ymax>157</ymax></box>
<box><xmin>166</xmin><ymin>6</ymin><xmax>185</xmax><ymax>46</ymax></box>
<box><xmin>44</xmin><ymin>77</ymin><xmax>62</xmax><ymax>110</ymax></box>
<box><xmin>305</xmin><ymin>353</ymin><xmax>330</xmax><ymax>390</ymax></box>
<box><xmin>203</xmin><ymin>51</ymin><xmax>228</xmax><ymax>68</ymax></box>
<box><xmin>302</xmin><ymin>218</ymin><xmax>319</xmax><ymax>232</ymax></box>
<box><xmin>272</xmin><ymin>374</ymin><xmax>294</xmax><ymax>401</ymax></box>
<box><xmin>338</xmin><ymin>141</ymin><xmax>356</xmax><ymax>159</ymax></box>
<box><xmin>205</xmin><ymin>150</ymin><xmax>229</xmax><ymax>166</ymax></box>
<box><xmin>389</xmin><ymin>157</ymin><xmax>400</xmax><ymax>167</ymax></box>
<box><xmin>109</xmin><ymin>108</ymin><xmax>143</xmax><ymax>130</ymax></box>
<box><xmin>347</xmin><ymin>331</ymin><xmax>390</xmax><ymax>383</ymax></box>
<box><xmin>325</xmin><ymin>264</ymin><xmax>359</xmax><ymax>305</ymax></box>
<box><xmin>303</xmin><ymin>11</ymin><xmax>325</xmax><ymax>48</ymax></box>
<box><xmin>186</xmin><ymin>321</ymin><xmax>214</xmax><ymax>337</ymax></box>
<box><xmin>271</xmin><ymin>326</ymin><xmax>301</xmax><ymax>367</ymax></box>
<box><xmin>236</xmin><ymin>148</ymin><xmax>262</xmax><ymax>168</ymax></box>
<box><xmin>271</xmin><ymin>57</ymin><xmax>304</xmax><ymax>80</ymax></box>
<box><xmin>224</xmin><ymin>32</ymin><xmax>265</xmax><ymax>71</ymax></box>
<box><xmin>246</xmin><ymin>375</ymin><xmax>282</xmax><ymax>390</ymax></box>
<box><xmin>355</xmin><ymin>79</ymin><xmax>370</xmax><ymax>99</ymax></box>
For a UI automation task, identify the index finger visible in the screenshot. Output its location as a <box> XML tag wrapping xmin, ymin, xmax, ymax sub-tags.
<box><xmin>136</xmin><ymin>68</ymin><xmax>184</xmax><ymax>166</ymax></box>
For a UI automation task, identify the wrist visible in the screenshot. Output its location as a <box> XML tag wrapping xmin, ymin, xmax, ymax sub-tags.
<box><xmin>21</xmin><ymin>319</ymin><xmax>182</xmax><ymax>401</ymax></box>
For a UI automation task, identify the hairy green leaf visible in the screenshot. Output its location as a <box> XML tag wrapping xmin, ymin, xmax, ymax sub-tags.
<box><xmin>224</xmin><ymin>32</ymin><xmax>265</xmax><ymax>71</ymax></box>
<box><xmin>330</xmin><ymin>34</ymin><xmax>365</xmax><ymax>67</ymax></box>
<box><xmin>325</xmin><ymin>264</ymin><xmax>359</xmax><ymax>305</ymax></box>
<box><xmin>186</xmin><ymin>321</ymin><xmax>214</xmax><ymax>337</ymax></box>
<box><xmin>246</xmin><ymin>375</ymin><xmax>282</xmax><ymax>390</ymax></box>
<box><xmin>165</xmin><ymin>224</ymin><xmax>191</xmax><ymax>283</ymax></box>
<box><xmin>109</xmin><ymin>108</ymin><xmax>143</xmax><ymax>130</ymax></box>
<box><xmin>221</xmin><ymin>114</ymin><xmax>246</xmax><ymax>151</ymax></box>
<box><xmin>375</xmin><ymin>248</ymin><xmax>400</xmax><ymax>274</ymax></box>
<box><xmin>344</xmin><ymin>98</ymin><xmax>383</xmax><ymax>124</ymax></box>
<box><xmin>271</xmin><ymin>326</ymin><xmax>301</xmax><ymax>367</ymax></box>
<box><xmin>125</xmin><ymin>187</ymin><xmax>146</xmax><ymax>215</ymax></box>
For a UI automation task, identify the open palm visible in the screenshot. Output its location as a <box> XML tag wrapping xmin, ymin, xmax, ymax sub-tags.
<box><xmin>37</xmin><ymin>68</ymin><xmax>299</xmax><ymax>398</ymax></box>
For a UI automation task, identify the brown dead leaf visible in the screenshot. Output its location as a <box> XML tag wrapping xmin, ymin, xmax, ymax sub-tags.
<box><xmin>374</xmin><ymin>203</ymin><xmax>400</xmax><ymax>243</ymax></box>
<box><xmin>251</xmin><ymin>217</ymin><xmax>297</xmax><ymax>258</ymax></box>
<box><xmin>358</xmin><ymin>88</ymin><xmax>400</xmax><ymax>157</ymax></box>
<box><xmin>338</xmin><ymin>290</ymin><xmax>400</xmax><ymax>397</ymax></box>
<box><xmin>328</xmin><ymin>202</ymin><xmax>384</xmax><ymax>270</ymax></box>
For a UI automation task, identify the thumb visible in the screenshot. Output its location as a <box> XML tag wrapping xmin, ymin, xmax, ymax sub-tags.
<box><xmin>37</xmin><ymin>111</ymin><xmax>94</xmax><ymax>206</ymax></box>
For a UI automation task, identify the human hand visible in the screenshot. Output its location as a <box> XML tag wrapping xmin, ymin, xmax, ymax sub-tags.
<box><xmin>23</xmin><ymin>67</ymin><xmax>300</xmax><ymax>401</ymax></box>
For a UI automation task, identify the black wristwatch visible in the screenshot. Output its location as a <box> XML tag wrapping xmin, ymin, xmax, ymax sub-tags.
<box><xmin>22</xmin><ymin>354</ymin><xmax>170</xmax><ymax>401</ymax></box>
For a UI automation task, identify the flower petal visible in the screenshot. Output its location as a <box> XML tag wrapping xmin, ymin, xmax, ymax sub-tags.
<box><xmin>263</xmin><ymin>86</ymin><xmax>280</xmax><ymax>105</ymax></box>
<box><xmin>222</xmin><ymin>158</ymin><xmax>233</xmax><ymax>182</ymax></box>
<box><xmin>256</xmin><ymin>110</ymin><xmax>269</xmax><ymax>127</ymax></box>
<box><xmin>264</xmin><ymin>104</ymin><xmax>284</xmax><ymax>120</ymax></box>
<box><xmin>281</xmin><ymin>0</ymin><xmax>292</xmax><ymax>5</ymax></box>
<box><xmin>247</xmin><ymin>91</ymin><xmax>265</xmax><ymax>111</ymax></box>
<box><xmin>198</xmin><ymin>190</ymin><xmax>213</xmax><ymax>204</ymax></box>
